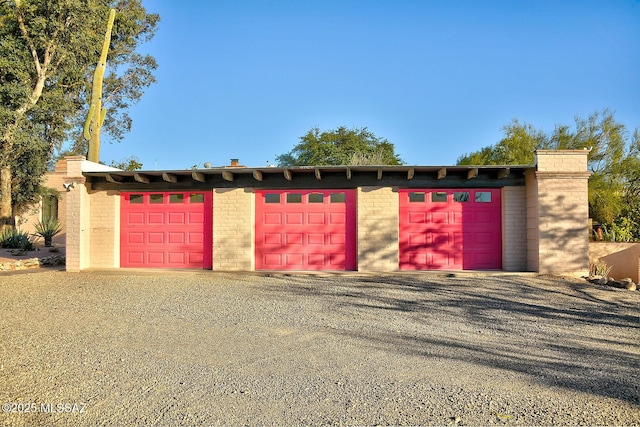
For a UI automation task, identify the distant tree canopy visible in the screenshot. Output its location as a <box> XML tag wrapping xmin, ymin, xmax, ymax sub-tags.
<box><xmin>457</xmin><ymin>110</ymin><xmax>640</xmax><ymax>239</ymax></box>
<box><xmin>276</xmin><ymin>126</ymin><xmax>403</xmax><ymax>166</ymax></box>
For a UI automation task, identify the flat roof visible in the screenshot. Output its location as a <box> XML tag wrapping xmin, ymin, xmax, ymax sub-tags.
<box><xmin>84</xmin><ymin>164</ymin><xmax>533</xmax><ymax>191</ymax></box>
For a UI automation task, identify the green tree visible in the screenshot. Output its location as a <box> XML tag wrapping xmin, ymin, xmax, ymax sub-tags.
<box><xmin>276</xmin><ymin>126</ymin><xmax>403</xmax><ymax>166</ymax></box>
<box><xmin>457</xmin><ymin>110</ymin><xmax>640</xmax><ymax>229</ymax></box>
<box><xmin>110</xmin><ymin>156</ymin><xmax>143</xmax><ymax>171</ymax></box>
<box><xmin>0</xmin><ymin>0</ymin><xmax>158</xmax><ymax>230</ymax></box>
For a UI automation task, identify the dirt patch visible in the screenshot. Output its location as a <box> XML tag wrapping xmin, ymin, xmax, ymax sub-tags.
<box><xmin>0</xmin><ymin>271</ymin><xmax>638</xmax><ymax>426</ymax></box>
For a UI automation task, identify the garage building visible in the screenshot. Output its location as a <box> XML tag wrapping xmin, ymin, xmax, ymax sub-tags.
<box><xmin>54</xmin><ymin>150</ymin><xmax>590</xmax><ymax>276</ymax></box>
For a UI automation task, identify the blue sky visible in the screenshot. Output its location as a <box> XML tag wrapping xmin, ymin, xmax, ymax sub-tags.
<box><xmin>99</xmin><ymin>0</ymin><xmax>640</xmax><ymax>169</ymax></box>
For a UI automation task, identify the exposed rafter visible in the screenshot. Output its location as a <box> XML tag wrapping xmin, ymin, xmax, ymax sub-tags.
<box><xmin>314</xmin><ymin>168</ymin><xmax>322</xmax><ymax>180</ymax></box>
<box><xmin>105</xmin><ymin>174</ymin><xmax>123</xmax><ymax>183</ymax></box>
<box><xmin>437</xmin><ymin>168</ymin><xmax>447</xmax><ymax>180</ymax></box>
<box><xmin>467</xmin><ymin>168</ymin><xmax>479</xmax><ymax>180</ymax></box>
<box><xmin>191</xmin><ymin>172</ymin><xmax>205</xmax><ymax>182</ymax></box>
<box><xmin>377</xmin><ymin>168</ymin><xmax>383</xmax><ymax>180</ymax></box>
<box><xmin>283</xmin><ymin>169</ymin><xmax>292</xmax><ymax>181</ymax></box>
<box><xmin>134</xmin><ymin>173</ymin><xmax>150</xmax><ymax>184</ymax></box>
<box><xmin>252</xmin><ymin>170</ymin><xmax>263</xmax><ymax>181</ymax></box>
<box><xmin>407</xmin><ymin>167</ymin><xmax>414</xmax><ymax>180</ymax></box>
<box><xmin>346</xmin><ymin>167</ymin><xmax>352</xmax><ymax>180</ymax></box>
<box><xmin>222</xmin><ymin>171</ymin><xmax>234</xmax><ymax>182</ymax></box>
<box><xmin>162</xmin><ymin>172</ymin><xmax>177</xmax><ymax>183</ymax></box>
<box><xmin>498</xmin><ymin>168</ymin><xmax>510</xmax><ymax>179</ymax></box>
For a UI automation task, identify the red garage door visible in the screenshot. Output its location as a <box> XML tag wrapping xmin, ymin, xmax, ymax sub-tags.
<box><xmin>399</xmin><ymin>189</ymin><xmax>502</xmax><ymax>270</ymax></box>
<box><xmin>255</xmin><ymin>190</ymin><xmax>356</xmax><ymax>270</ymax></box>
<box><xmin>120</xmin><ymin>192</ymin><xmax>212</xmax><ymax>269</ymax></box>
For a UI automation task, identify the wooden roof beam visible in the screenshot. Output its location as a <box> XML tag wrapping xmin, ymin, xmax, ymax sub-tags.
<box><xmin>498</xmin><ymin>167</ymin><xmax>510</xmax><ymax>179</ymax></box>
<box><xmin>377</xmin><ymin>168</ymin><xmax>383</xmax><ymax>180</ymax></box>
<box><xmin>222</xmin><ymin>171</ymin><xmax>234</xmax><ymax>182</ymax></box>
<box><xmin>467</xmin><ymin>168</ymin><xmax>479</xmax><ymax>180</ymax></box>
<box><xmin>105</xmin><ymin>174</ymin><xmax>123</xmax><ymax>184</ymax></box>
<box><xmin>346</xmin><ymin>167</ymin><xmax>352</xmax><ymax>180</ymax></box>
<box><xmin>407</xmin><ymin>167</ymin><xmax>414</xmax><ymax>180</ymax></box>
<box><xmin>437</xmin><ymin>168</ymin><xmax>447</xmax><ymax>180</ymax></box>
<box><xmin>253</xmin><ymin>170</ymin><xmax>263</xmax><ymax>181</ymax></box>
<box><xmin>191</xmin><ymin>171</ymin><xmax>205</xmax><ymax>182</ymax></box>
<box><xmin>134</xmin><ymin>173</ymin><xmax>150</xmax><ymax>184</ymax></box>
<box><xmin>314</xmin><ymin>168</ymin><xmax>321</xmax><ymax>180</ymax></box>
<box><xmin>162</xmin><ymin>172</ymin><xmax>177</xmax><ymax>183</ymax></box>
<box><xmin>283</xmin><ymin>169</ymin><xmax>292</xmax><ymax>181</ymax></box>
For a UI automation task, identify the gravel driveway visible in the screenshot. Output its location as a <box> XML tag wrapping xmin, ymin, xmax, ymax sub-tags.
<box><xmin>0</xmin><ymin>270</ymin><xmax>638</xmax><ymax>426</ymax></box>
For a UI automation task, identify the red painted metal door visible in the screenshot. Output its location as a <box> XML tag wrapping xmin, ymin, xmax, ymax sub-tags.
<box><xmin>399</xmin><ymin>189</ymin><xmax>502</xmax><ymax>270</ymax></box>
<box><xmin>120</xmin><ymin>192</ymin><xmax>212</xmax><ymax>269</ymax></box>
<box><xmin>255</xmin><ymin>190</ymin><xmax>356</xmax><ymax>270</ymax></box>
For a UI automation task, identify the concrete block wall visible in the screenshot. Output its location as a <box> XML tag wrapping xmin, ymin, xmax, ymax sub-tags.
<box><xmin>213</xmin><ymin>188</ymin><xmax>254</xmax><ymax>270</ymax></box>
<box><xmin>357</xmin><ymin>186</ymin><xmax>399</xmax><ymax>272</ymax></box>
<box><xmin>89</xmin><ymin>190</ymin><xmax>120</xmax><ymax>268</ymax></box>
<box><xmin>533</xmin><ymin>150</ymin><xmax>591</xmax><ymax>276</ymax></box>
<box><xmin>64</xmin><ymin>156</ymin><xmax>90</xmax><ymax>272</ymax></box>
<box><xmin>502</xmin><ymin>186</ymin><xmax>527</xmax><ymax>271</ymax></box>
<box><xmin>525</xmin><ymin>170</ymin><xmax>539</xmax><ymax>272</ymax></box>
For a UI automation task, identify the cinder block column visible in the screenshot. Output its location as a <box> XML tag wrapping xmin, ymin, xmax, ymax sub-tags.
<box><xmin>64</xmin><ymin>156</ymin><xmax>90</xmax><ymax>272</ymax></box>
<box><xmin>213</xmin><ymin>188</ymin><xmax>254</xmax><ymax>270</ymax></box>
<box><xmin>357</xmin><ymin>186</ymin><xmax>399</xmax><ymax>272</ymax></box>
<box><xmin>533</xmin><ymin>150</ymin><xmax>592</xmax><ymax>276</ymax></box>
<box><xmin>89</xmin><ymin>190</ymin><xmax>120</xmax><ymax>268</ymax></box>
<box><xmin>502</xmin><ymin>186</ymin><xmax>527</xmax><ymax>271</ymax></box>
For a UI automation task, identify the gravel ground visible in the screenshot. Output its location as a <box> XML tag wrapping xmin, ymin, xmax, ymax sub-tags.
<box><xmin>0</xmin><ymin>269</ymin><xmax>638</xmax><ymax>426</ymax></box>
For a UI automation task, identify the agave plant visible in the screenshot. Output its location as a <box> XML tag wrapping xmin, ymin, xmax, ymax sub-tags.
<box><xmin>34</xmin><ymin>217</ymin><xmax>62</xmax><ymax>247</ymax></box>
<box><xmin>0</xmin><ymin>228</ymin><xmax>34</xmax><ymax>251</ymax></box>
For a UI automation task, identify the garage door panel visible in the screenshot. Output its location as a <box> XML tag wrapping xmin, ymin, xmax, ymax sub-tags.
<box><xmin>147</xmin><ymin>252</ymin><xmax>165</xmax><ymax>264</ymax></box>
<box><xmin>168</xmin><ymin>212</ymin><xmax>185</xmax><ymax>224</ymax></box>
<box><xmin>308</xmin><ymin>233</ymin><xmax>325</xmax><ymax>245</ymax></box>
<box><xmin>263</xmin><ymin>253</ymin><xmax>282</xmax><ymax>266</ymax></box>
<box><xmin>121</xmin><ymin>192</ymin><xmax>212</xmax><ymax>269</ymax></box>
<box><xmin>256</xmin><ymin>190</ymin><xmax>356</xmax><ymax>270</ymax></box>
<box><xmin>286</xmin><ymin>233</ymin><xmax>304</xmax><ymax>245</ymax></box>
<box><xmin>284</xmin><ymin>253</ymin><xmax>304</xmax><ymax>267</ymax></box>
<box><xmin>307</xmin><ymin>213</ymin><xmax>325</xmax><ymax>224</ymax></box>
<box><xmin>285</xmin><ymin>213</ymin><xmax>303</xmax><ymax>225</ymax></box>
<box><xmin>127</xmin><ymin>212</ymin><xmax>145</xmax><ymax>224</ymax></box>
<box><xmin>264</xmin><ymin>213</ymin><xmax>282</xmax><ymax>225</ymax></box>
<box><xmin>148</xmin><ymin>232</ymin><xmax>164</xmax><ymax>244</ymax></box>
<box><xmin>400</xmin><ymin>189</ymin><xmax>501</xmax><ymax>270</ymax></box>
<box><xmin>127</xmin><ymin>232</ymin><xmax>145</xmax><ymax>244</ymax></box>
<box><xmin>188</xmin><ymin>232</ymin><xmax>203</xmax><ymax>244</ymax></box>
<box><xmin>148</xmin><ymin>212</ymin><xmax>164</xmax><ymax>224</ymax></box>
<box><xmin>308</xmin><ymin>253</ymin><xmax>326</xmax><ymax>266</ymax></box>
<box><xmin>263</xmin><ymin>233</ymin><xmax>281</xmax><ymax>245</ymax></box>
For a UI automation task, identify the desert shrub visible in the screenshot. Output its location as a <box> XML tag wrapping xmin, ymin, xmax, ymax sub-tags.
<box><xmin>0</xmin><ymin>229</ymin><xmax>34</xmax><ymax>251</ymax></box>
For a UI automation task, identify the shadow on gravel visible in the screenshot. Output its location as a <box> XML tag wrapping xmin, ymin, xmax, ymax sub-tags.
<box><xmin>262</xmin><ymin>273</ymin><xmax>640</xmax><ymax>406</ymax></box>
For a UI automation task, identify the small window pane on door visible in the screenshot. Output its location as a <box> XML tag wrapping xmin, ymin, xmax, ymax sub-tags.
<box><xmin>330</xmin><ymin>193</ymin><xmax>346</xmax><ymax>203</ymax></box>
<box><xmin>287</xmin><ymin>193</ymin><xmax>302</xmax><ymax>203</ymax></box>
<box><xmin>169</xmin><ymin>194</ymin><xmax>184</xmax><ymax>203</ymax></box>
<box><xmin>308</xmin><ymin>193</ymin><xmax>324</xmax><ymax>203</ymax></box>
<box><xmin>475</xmin><ymin>192</ymin><xmax>492</xmax><ymax>203</ymax></box>
<box><xmin>129</xmin><ymin>194</ymin><xmax>144</xmax><ymax>204</ymax></box>
<box><xmin>431</xmin><ymin>192</ymin><xmax>447</xmax><ymax>202</ymax></box>
<box><xmin>265</xmin><ymin>194</ymin><xmax>280</xmax><ymax>204</ymax></box>
<box><xmin>190</xmin><ymin>193</ymin><xmax>205</xmax><ymax>203</ymax></box>
<box><xmin>150</xmin><ymin>194</ymin><xmax>164</xmax><ymax>204</ymax></box>
<box><xmin>453</xmin><ymin>192</ymin><xmax>469</xmax><ymax>202</ymax></box>
<box><xmin>409</xmin><ymin>192</ymin><xmax>425</xmax><ymax>202</ymax></box>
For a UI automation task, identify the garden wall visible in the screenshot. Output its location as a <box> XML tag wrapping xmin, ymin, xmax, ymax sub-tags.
<box><xmin>589</xmin><ymin>242</ymin><xmax>640</xmax><ymax>283</ymax></box>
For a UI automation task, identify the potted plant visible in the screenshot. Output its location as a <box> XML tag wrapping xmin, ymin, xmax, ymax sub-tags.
<box><xmin>34</xmin><ymin>217</ymin><xmax>62</xmax><ymax>247</ymax></box>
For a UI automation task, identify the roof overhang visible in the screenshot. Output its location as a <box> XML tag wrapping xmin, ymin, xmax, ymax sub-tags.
<box><xmin>84</xmin><ymin>165</ymin><xmax>532</xmax><ymax>191</ymax></box>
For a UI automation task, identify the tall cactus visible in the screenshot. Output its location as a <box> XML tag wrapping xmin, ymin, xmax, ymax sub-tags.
<box><xmin>84</xmin><ymin>8</ymin><xmax>116</xmax><ymax>163</ymax></box>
